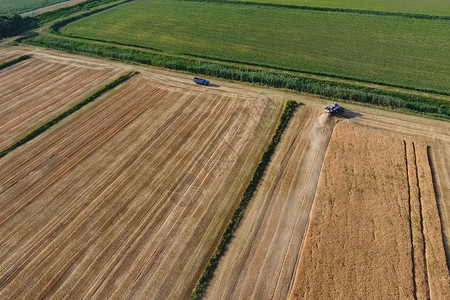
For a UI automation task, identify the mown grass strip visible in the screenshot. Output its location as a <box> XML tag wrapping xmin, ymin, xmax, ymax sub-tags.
<box><xmin>182</xmin><ymin>0</ymin><xmax>450</xmax><ymax>20</ymax></box>
<box><xmin>25</xmin><ymin>36</ymin><xmax>450</xmax><ymax>120</ymax></box>
<box><xmin>0</xmin><ymin>71</ymin><xmax>137</xmax><ymax>159</ymax></box>
<box><xmin>190</xmin><ymin>100</ymin><xmax>299</xmax><ymax>299</ymax></box>
<box><xmin>0</xmin><ymin>55</ymin><xmax>31</xmax><ymax>70</ymax></box>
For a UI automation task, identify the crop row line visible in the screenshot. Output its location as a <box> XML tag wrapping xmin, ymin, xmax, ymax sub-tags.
<box><xmin>181</xmin><ymin>0</ymin><xmax>450</xmax><ymax>20</ymax></box>
<box><xmin>190</xmin><ymin>100</ymin><xmax>299</xmax><ymax>299</ymax></box>
<box><xmin>0</xmin><ymin>55</ymin><xmax>31</xmax><ymax>70</ymax></box>
<box><xmin>24</xmin><ymin>36</ymin><xmax>450</xmax><ymax>120</ymax></box>
<box><xmin>0</xmin><ymin>71</ymin><xmax>137</xmax><ymax>159</ymax></box>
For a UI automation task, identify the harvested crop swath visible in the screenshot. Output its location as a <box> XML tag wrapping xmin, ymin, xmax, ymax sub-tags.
<box><xmin>0</xmin><ymin>75</ymin><xmax>282</xmax><ymax>299</ymax></box>
<box><xmin>289</xmin><ymin>122</ymin><xmax>450</xmax><ymax>299</ymax></box>
<box><xmin>205</xmin><ymin>108</ymin><xmax>334</xmax><ymax>299</ymax></box>
<box><xmin>0</xmin><ymin>54</ymin><xmax>120</xmax><ymax>150</ymax></box>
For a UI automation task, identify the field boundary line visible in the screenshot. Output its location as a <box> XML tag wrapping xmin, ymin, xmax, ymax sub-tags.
<box><xmin>190</xmin><ymin>100</ymin><xmax>299</xmax><ymax>299</ymax></box>
<box><xmin>0</xmin><ymin>55</ymin><xmax>31</xmax><ymax>70</ymax></box>
<box><xmin>0</xmin><ymin>71</ymin><xmax>137</xmax><ymax>159</ymax></box>
<box><xmin>180</xmin><ymin>0</ymin><xmax>450</xmax><ymax>20</ymax></box>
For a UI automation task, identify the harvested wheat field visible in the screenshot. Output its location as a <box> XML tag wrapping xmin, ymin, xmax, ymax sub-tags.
<box><xmin>0</xmin><ymin>51</ymin><xmax>121</xmax><ymax>150</ymax></box>
<box><xmin>0</xmin><ymin>52</ymin><xmax>24</xmax><ymax>63</ymax></box>
<box><xmin>0</xmin><ymin>72</ymin><xmax>283</xmax><ymax>299</ymax></box>
<box><xmin>205</xmin><ymin>107</ymin><xmax>334</xmax><ymax>299</ymax></box>
<box><xmin>290</xmin><ymin>121</ymin><xmax>450</xmax><ymax>299</ymax></box>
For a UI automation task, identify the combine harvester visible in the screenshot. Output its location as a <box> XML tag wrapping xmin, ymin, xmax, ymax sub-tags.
<box><xmin>324</xmin><ymin>102</ymin><xmax>340</xmax><ymax>115</ymax></box>
<box><xmin>193</xmin><ymin>77</ymin><xmax>209</xmax><ymax>86</ymax></box>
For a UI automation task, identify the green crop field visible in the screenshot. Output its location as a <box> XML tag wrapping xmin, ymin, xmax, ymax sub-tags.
<box><xmin>233</xmin><ymin>0</ymin><xmax>450</xmax><ymax>16</ymax></box>
<box><xmin>0</xmin><ymin>0</ymin><xmax>68</xmax><ymax>15</ymax></box>
<box><xmin>58</xmin><ymin>0</ymin><xmax>450</xmax><ymax>93</ymax></box>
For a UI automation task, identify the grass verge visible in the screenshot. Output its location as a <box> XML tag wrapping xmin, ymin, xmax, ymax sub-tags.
<box><xmin>25</xmin><ymin>36</ymin><xmax>450</xmax><ymax>120</ymax></box>
<box><xmin>190</xmin><ymin>100</ymin><xmax>299</xmax><ymax>299</ymax></box>
<box><xmin>0</xmin><ymin>71</ymin><xmax>137</xmax><ymax>159</ymax></box>
<box><xmin>0</xmin><ymin>55</ymin><xmax>31</xmax><ymax>70</ymax></box>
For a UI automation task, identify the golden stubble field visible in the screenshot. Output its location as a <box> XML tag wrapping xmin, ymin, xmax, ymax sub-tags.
<box><xmin>289</xmin><ymin>121</ymin><xmax>450</xmax><ymax>299</ymax></box>
<box><xmin>0</xmin><ymin>46</ymin><xmax>449</xmax><ymax>299</ymax></box>
<box><xmin>0</xmin><ymin>50</ymin><xmax>122</xmax><ymax>150</ymax></box>
<box><xmin>0</xmin><ymin>62</ymin><xmax>283</xmax><ymax>298</ymax></box>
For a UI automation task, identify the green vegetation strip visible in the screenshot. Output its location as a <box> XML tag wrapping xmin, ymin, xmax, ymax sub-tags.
<box><xmin>184</xmin><ymin>0</ymin><xmax>450</xmax><ymax>20</ymax></box>
<box><xmin>191</xmin><ymin>100</ymin><xmax>299</xmax><ymax>299</ymax></box>
<box><xmin>57</xmin><ymin>0</ymin><xmax>450</xmax><ymax>94</ymax></box>
<box><xmin>25</xmin><ymin>36</ymin><xmax>450</xmax><ymax>120</ymax></box>
<box><xmin>0</xmin><ymin>55</ymin><xmax>31</xmax><ymax>70</ymax></box>
<box><xmin>0</xmin><ymin>71</ymin><xmax>137</xmax><ymax>159</ymax></box>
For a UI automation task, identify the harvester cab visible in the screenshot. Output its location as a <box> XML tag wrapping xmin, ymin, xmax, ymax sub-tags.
<box><xmin>193</xmin><ymin>77</ymin><xmax>209</xmax><ymax>86</ymax></box>
<box><xmin>324</xmin><ymin>102</ymin><xmax>340</xmax><ymax>115</ymax></box>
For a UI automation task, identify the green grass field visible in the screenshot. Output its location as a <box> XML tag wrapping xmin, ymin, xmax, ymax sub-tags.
<box><xmin>0</xmin><ymin>0</ymin><xmax>68</xmax><ymax>14</ymax></box>
<box><xmin>233</xmin><ymin>0</ymin><xmax>450</xmax><ymax>16</ymax></box>
<box><xmin>58</xmin><ymin>0</ymin><xmax>450</xmax><ymax>93</ymax></box>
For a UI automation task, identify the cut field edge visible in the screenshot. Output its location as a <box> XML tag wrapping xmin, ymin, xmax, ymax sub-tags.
<box><xmin>190</xmin><ymin>100</ymin><xmax>300</xmax><ymax>299</ymax></box>
<box><xmin>0</xmin><ymin>70</ymin><xmax>137</xmax><ymax>159</ymax></box>
<box><xmin>285</xmin><ymin>116</ymin><xmax>336</xmax><ymax>298</ymax></box>
<box><xmin>22</xmin><ymin>36</ymin><xmax>450</xmax><ymax>121</ymax></box>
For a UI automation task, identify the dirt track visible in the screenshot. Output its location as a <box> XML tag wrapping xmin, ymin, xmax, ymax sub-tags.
<box><xmin>0</xmin><ymin>51</ymin><xmax>121</xmax><ymax>150</ymax></box>
<box><xmin>0</xmin><ymin>72</ymin><xmax>282</xmax><ymax>298</ymax></box>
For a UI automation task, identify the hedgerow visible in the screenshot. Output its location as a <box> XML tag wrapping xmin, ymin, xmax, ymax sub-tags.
<box><xmin>190</xmin><ymin>100</ymin><xmax>299</xmax><ymax>299</ymax></box>
<box><xmin>25</xmin><ymin>36</ymin><xmax>450</xmax><ymax>120</ymax></box>
<box><xmin>0</xmin><ymin>55</ymin><xmax>31</xmax><ymax>70</ymax></box>
<box><xmin>0</xmin><ymin>71</ymin><xmax>136</xmax><ymax>159</ymax></box>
